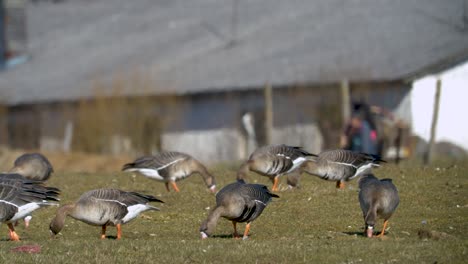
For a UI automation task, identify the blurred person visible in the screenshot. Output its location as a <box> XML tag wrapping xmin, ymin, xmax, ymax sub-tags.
<box><xmin>340</xmin><ymin>102</ymin><xmax>379</xmax><ymax>155</ymax></box>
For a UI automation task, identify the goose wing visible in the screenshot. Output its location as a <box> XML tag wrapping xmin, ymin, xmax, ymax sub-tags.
<box><xmin>217</xmin><ymin>181</ymin><xmax>278</xmax><ymax>223</ymax></box>
<box><xmin>0</xmin><ymin>181</ymin><xmax>23</xmax><ymax>221</ymax></box>
<box><xmin>80</xmin><ymin>189</ymin><xmax>163</xmax><ymax>207</ymax></box>
<box><xmin>0</xmin><ymin>174</ymin><xmax>60</xmax><ymax>203</ymax></box>
<box><xmin>122</xmin><ymin>152</ymin><xmax>189</xmax><ymax>171</ymax></box>
<box><xmin>318</xmin><ymin>150</ymin><xmax>383</xmax><ymax>168</ymax></box>
<box><xmin>266</xmin><ymin>145</ymin><xmax>314</xmax><ymax>158</ymax></box>
<box><xmin>237</xmin><ymin>184</ymin><xmax>278</xmax><ymax>223</ymax></box>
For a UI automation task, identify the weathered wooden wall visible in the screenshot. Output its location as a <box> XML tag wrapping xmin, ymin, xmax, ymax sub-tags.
<box><xmin>3</xmin><ymin>82</ymin><xmax>411</xmax><ymax>162</ymax></box>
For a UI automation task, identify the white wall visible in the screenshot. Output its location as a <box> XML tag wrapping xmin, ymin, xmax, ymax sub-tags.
<box><xmin>411</xmin><ymin>61</ymin><xmax>468</xmax><ymax>151</ymax></box>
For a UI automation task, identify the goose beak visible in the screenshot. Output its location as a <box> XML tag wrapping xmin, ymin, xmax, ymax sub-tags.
<box><xmin>366</xmin><ymin>226</ymin><xmax>374</xmax><ymax>238</ymax></box>
<box><xmin>209</xmin><ymin>185</ymin><xmax>216</xmax><ymax>193</ymax></box>
<box><xmin>200</xmin><ymin>232</ymin><xmax>209</xmax><ymax>239</ymax></box>
<box><xmin>49</xmin><ymin>230</ymin><xmax>58</xmax><ymax>239</ymax></box>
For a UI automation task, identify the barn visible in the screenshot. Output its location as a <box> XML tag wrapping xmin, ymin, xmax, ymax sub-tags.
<box><xmin>1</xmin><ymin>0</ymin><xmax>467</xmax><ymax>163</ymax></box>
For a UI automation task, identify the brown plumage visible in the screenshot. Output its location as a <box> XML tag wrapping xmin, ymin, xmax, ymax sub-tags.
<box><xmin>122</xmin><ymin>151</ymin><xmax>216</xmax><ymax>193</ymax></box>
<box><xmin>301</xmin><ymin>149</ymin><xmax>384</xmax><ymax>189</ymax></box>
<box><xmin>0</xmin><ymin>173</ymin><xmax>60</xmax><ymax>241</ymax></box>
<box><xmin>237</xmin><ymin>145</ymin><xmax>315</xmax><ymax>191</ymax></box>
<box><xmin>9</xmin><ymin>153</ymin><xmax>54</xmax><ymax>182</ymax></box>
<box><xmin>358</xmin><ymin>173</ymin><xmax>399</xmax><ymax>238</ymax></box>
<box><xmin>49</xmin><ymin>189</ymin><xmax>163</xmax><ymax>239</ymax></box>
<box><xmin>200</xmin><ymin>179</ymin><xmax>279</xmax><ymax>240</ymax></box>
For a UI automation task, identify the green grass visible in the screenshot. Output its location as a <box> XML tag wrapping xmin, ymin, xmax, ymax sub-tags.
<box><xmin>0</xmin><ymin>160</ymin><xmax>467</xmax><ymax>263</ymax></box>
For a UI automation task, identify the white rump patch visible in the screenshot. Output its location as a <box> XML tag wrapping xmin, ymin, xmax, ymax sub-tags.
<box><xmin>122</xmin><ymin>204</ymin><xmax>152</xmax><ymax>223</ymax></box>
<box><xmin>10</xmin><ymin>203</ymin><xmax>41</xmax><ymax>222</ymax></box>
<box><xmin>131</xmin><ymin>168</ymin><xmax>164</xmax><ymax>181</ymax></box>
<box><xmin>350</xmin><ymin>163</ymin><xmax>374</xmax><ymax>179</ymax></box>
<box><xmin>286</xmin><ymin>157</ymin><xmax>307</xmax><ymax>173</ymax></box>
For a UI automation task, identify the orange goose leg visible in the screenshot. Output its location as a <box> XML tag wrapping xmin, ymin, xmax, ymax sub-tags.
<box><xmin>8</xmin><ymin>223</ymin><xmax>20</xmax><ymax>241</ymax></box>
<box><xmin>336</xmin><ymin>181</ymin><xmax>345</xmax><ymax>189</ymax></box>
<box><xmin>242</xmin><ymin>223</ymin><xmax>251</xmax><ymax>240</ymax></box>
<box><xmin>101</xmin><ymin>225</ymin><xmax>107</xmax><ymax>239</ymax></box>
<box><xmin>116</xmin><ymin>224</ymin><xmax>122</xmax><ymax>240</ymax></box>
<box><xmin>272</xmin><ymin>177</ymin><xmax>279</xmax><ymax>192</ymax></box>
<box><xmin>377</xmin><ymin>220</ymin><xmax>388</xmax><ymax>237</ymax></box>
<box><xmin>232</xmin><ymin>221</ymin><xmax>240</xmax><ymax>239</ymax></box>
<box><xmin>171</xmin><ymin>181</ymin><xmax>180</xmax><ymax>192</ymax></box>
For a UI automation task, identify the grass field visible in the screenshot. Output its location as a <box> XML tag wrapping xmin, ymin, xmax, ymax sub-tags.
<box><xmin>0</xmin><ymin>159</ymin><xmax>466</xmax><ymax>263</ymax></box>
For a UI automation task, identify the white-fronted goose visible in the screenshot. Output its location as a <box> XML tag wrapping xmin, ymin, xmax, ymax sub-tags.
<box><xmin>49</xmin><ymin>189</ymin><xmax>163</xmax><ymax>239</ymax></box>
<box><xmin>301</xmin><ymin>149</ymin><xmax>384</xmax><ymax>189</ymax></box>
<box><xmin>0</xmin><ymin>173</ymin><xmax>60</xmax><ymax>241</ymax></box>
<box><xmin>122</xmin><ymin>151</ymin><xmax>216</xmax><ymax>193</ymax></box>
<box><xmin>237</xmin><ymin>144</ymin><xmax>315</xmax><ymax>191</ymax></box>
<box><xmin>359</xmin><ymin>173</ymin><xmax>399</xmax><ymax>238</ymax></box>
<box><xmin>200</xmin><ymin>179</ymin><xmax>279</xmax><ymax>240</ymax></box>
<box><xmin>9</xmin><ymin>153</ymin><xmax>54</xmax><ymax>182</ymax></box>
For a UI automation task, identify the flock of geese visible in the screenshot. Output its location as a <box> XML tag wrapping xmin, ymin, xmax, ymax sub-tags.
<box><xmin>0</xmin><ymin>145</ymin><xmax>399</xmax><ymax>241</ymax></box>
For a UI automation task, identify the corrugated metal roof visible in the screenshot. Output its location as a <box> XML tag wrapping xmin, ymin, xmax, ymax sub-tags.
<box><xmin>0</xmin><ymin>0</ymin><xmax>467</xmax><ymax>105</ymax></box>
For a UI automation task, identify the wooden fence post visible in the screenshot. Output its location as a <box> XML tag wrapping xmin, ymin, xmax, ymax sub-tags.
<box><xmin>424</xmin><ymin>78</ymin><xmax>442</xmax><ymax>165</ymax></box>
<box><xmin>340</xmin><ymin>79</ymin><xmax>350</xmax><ymax>128</ymax></box>
<box><xmin>339</xmin><ymin>80</ymin><xmax>351</xmax><ymax>148</ymax></box>
<box><xmin>264</xmin><ymin>83</ymin><xmax>273</xmax><ymax>145</ymax></box>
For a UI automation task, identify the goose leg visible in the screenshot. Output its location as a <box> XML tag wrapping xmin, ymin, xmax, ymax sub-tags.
<box><xmin>24</xmin><ymin>216</ymin><xmax>32</xmax><ymax>228</ymax></box>
<box><xmin>232</xmin><ymin>221</ymin><xmax>240</xmax><ymax>239</ymax></box>
<box><xmin>171</xmin><ymin>181</ymin><xmax>180</xmax><ymax>192</ymax></box>
<box><xmin>101</xmin><ymin>225</ymin><xmax>107</xmax><ymax>239</ymax></box>
<box><xmin>242</xmin><ymin>223</ymin><xmax>251</xmax><ymax>240</ymax></box>
<box><xmin>377</xmin><ymin>220</ymin><xmax>388</xmax><ymax>237</ymax></box>
<box><xmin>7</xmin><ymin>223</ymin><xmax>20</xmax><ymax>241</ymax></box>
<box><xmin>165</xmin><ymin>182</ymin><xmax>171</xmax><ymax>192</ymax></box>
<box><xmin>272</xmin><ymin>177</ymin><xmax>279</xmax><ymax>192</ymax></box>
<box><xmin>116</xmin><ymin>224</ymin><xmax>122</xmax><ymax>240</ymax></box>
<box><xmin>336</xmin><ymin>181</ymin><xmax>345</xmax><ymax>189</ymax></box>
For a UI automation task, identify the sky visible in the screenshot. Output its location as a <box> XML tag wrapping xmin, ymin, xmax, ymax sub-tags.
<box><xmin>411</xmin><ymin>61</ymin><xmax>468</xmax><ymax>151</ymax></box>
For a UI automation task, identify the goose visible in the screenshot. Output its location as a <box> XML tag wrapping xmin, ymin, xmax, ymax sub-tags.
<box><xmin>200</xmin><ymin>179</ymin><xmax>279</xmax><ymax>240</ymax></box>
<box><xmin>0</xmin><ymin>173</ymin><xmax>60</xmax><ymax>241</ymax></box>
<box><xmin>122</xmin><ymin>151</ymin><xmax>216</xmax><ymax>193</ymax></box>
<box><xmin>300</xmin><ymin>149</ymin><xmax>384</xmax><ymax>189</ymax></box>
<box><xmin>49</xmin><ymin>189</ymin><xmax>163</xmax><ymax>239</ymax></box>
<box><xmin>358</xmin><ymin>173</ymin><xmax>399</xmax><ymax>238</ymax></box>
<box><xmin>9</xmin><ymin>153</ymin><xmax>54</xmax><ymax>182</ymax></box>
<box><xmin>237</xmin><ymin>144</ymin><xmax>315</xmax><ymax>191</ymax></box>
